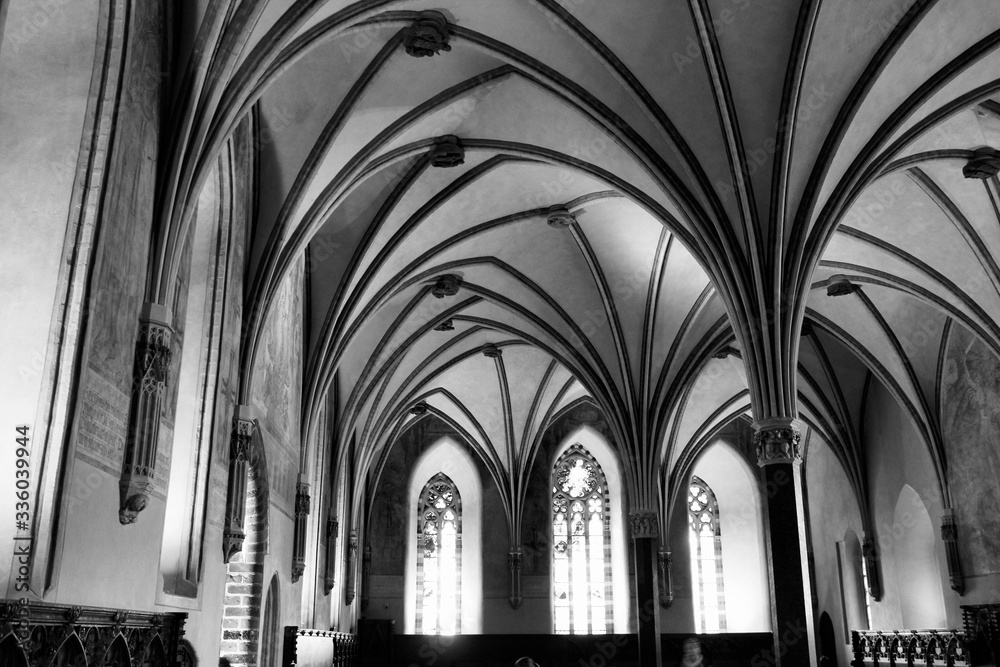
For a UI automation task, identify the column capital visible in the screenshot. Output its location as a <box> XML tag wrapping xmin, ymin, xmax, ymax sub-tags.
<box><xmin>629</xmin><ymin>510</ymin><xmax>659</xmax><ymax>539</ymax></box>
<box><xmin>752</xmin><ymin>417</ymin><xmax>806</xmax><ymax>466</ymax></box>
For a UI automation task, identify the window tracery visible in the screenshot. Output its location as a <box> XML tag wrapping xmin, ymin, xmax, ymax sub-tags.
<box><xmin>688</xmin><ymin>476</ymin><xmax>726</xmax><ymax>633</ymax></box>
<box><xmin>416</xmin><ymin>473</ymin><xmax>462</xmax><ymax>634</ymax></box>
<box><xmin>551</xmin><ymin>445</ymin><xmax>612</xmax><ymax>634</ymax></box>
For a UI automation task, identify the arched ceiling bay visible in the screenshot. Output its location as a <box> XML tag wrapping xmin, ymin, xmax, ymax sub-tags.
<box><xmin>161</xmin><ymin>1</ymin><xmax>1000</xmax><ymax>510</ymax></box>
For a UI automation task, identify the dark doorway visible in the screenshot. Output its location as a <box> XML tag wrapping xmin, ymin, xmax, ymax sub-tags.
<box><xmin>819</xmin><ymin>611</ymin><xmax>840</xmax><ymax>666</ymax></box>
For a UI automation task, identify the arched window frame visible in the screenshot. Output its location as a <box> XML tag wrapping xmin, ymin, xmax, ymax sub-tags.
<box><xmin>415</xmin><ymin>473</ymin><xmax>463</xmax><ymax>634</ymax></box>
<box><xmin>551</xmin><ymin>443</ymin><xmax>613</xmax><ymax>635</ymax></box>
<box><xmin>404</xmin><ymin>437</ymin><xmax>483</xmax><ymax>634</ymax></box>
<box><xmin>688</xmin><ymin>475</ymin><xmax>726</xmax><ymax>634</ymax></box>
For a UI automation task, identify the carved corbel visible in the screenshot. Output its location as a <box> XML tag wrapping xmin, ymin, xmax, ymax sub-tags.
<box><xmin>404</xmin><ymin>11</ymin><xmax>452</xmax><ymax>57</ymax></box>
<box><xmin>361</xmin><ymin>545</ymin><xmax>372</xmax><ymax>610</ymax></box>
<box><xmin>861</xmin><ymin>534</ymin><xmax>882</xmax><ymax>601</ymax></box>
<box><xmin>324</xmin><ymin>514</ymin><xmax>338</xmax><ymax>595</ymax></box>
<box><xmin>753</xmin><ymin>418</ymin><xmax>805</xmax><ymax>466</ymax></box>
<box><xmin>120</xmin><ymin>303</ymin><xmax>173</xmax><ymax>525</ymax></box>
<box><xmin>942</xmin><ymin>509</ymin><xmax>965</xmax><ymax>595</ymax></box>
<box><xmin>658</xmin><ymin>548</ymin><xmax>673</xmax><ymax>607</ymax></box>
<box><xmin>292</xmin><ymin>478</ymin><xmax>310</xmax><ymax>582</ymax></box>
<box><xmin>222</xmin><ymin>407</ymin><xmax>255</xmax><ymax>562</ymax></box>
<box><xmin>345</xmin><ymin>530</ymin><xmax>359</xmax><ymax>604</ymax></box>
<box><xmin>508</xmin><ymin>549</ymin><xmax>523</xmax><ymax>609</ymax></box>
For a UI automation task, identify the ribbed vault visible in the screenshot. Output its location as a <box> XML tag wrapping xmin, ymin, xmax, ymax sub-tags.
<box><xmin>154</xmin><ymin>0</ymin><xmax>1000</xmax><ymax>539</ymax></box>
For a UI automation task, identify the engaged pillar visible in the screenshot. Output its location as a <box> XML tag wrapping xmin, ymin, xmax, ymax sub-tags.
<box><xmin>755</xmin><ymin>417</ymin><xmax>816</xmax><ymax>667</ymax></box>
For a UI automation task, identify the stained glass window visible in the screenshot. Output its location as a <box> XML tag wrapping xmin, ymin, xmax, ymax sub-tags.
<box><xmin>688</xmin><ymin>476</ymin><xmax>726</xmax><ymax>633</ymax></box>
<box><xmin>552</xmin><ymin>445</ymin><xmax>612</xmax><ymax>634</ymax></box>
<box><xmin>416</xmin><ymin>473</ymin><xmax>462</xmax><ymax>634</ymax></box>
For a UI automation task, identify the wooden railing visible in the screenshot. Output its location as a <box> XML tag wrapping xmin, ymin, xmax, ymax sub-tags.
<box><xmin>0</xmin><ymin>599</ymin><xmax>186</xmax><ymax>666</ymax></box>
<box><xmin>282</xmin><ymin>627</ymin><xmax>358</xmax><ymax>667</ymax></box>
<box><xmin>851</xmin><ymin>630</ymin><xmax>968</xmax><ymax>666</ymax></box>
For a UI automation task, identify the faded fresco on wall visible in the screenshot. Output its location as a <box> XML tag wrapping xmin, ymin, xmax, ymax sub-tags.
<box><xmin>251</xmin><ymin>255</ymin><xmax>304</xmax><ymax>517</ymax></box>
<box><xmin>941</xmin><ymin>325</ymin><xmax>1000</xmax><ymax>575</ymax></box>
<box><xmin>76</xmin><ymin>0</ymin><xmax>162</xmax><ymax>474</ymax></box>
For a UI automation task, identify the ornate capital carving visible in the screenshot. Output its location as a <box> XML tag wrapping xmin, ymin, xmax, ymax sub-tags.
<box><xmin>404</xmin><ymin>11</ymin><xmax>451</xmax><ymax>57</ymax></box>
<box><xmin>629</xmin><ymin>510</ymin><xmax>659</xmax><ymax>539</ymax></box>
<box><xmin>120</xmin><ymin>303</ymin><xmax>173</xmax><ymax>525</ymax></box>
<box><xmin>434</xmin><ymin>318</ymin><xmax>455</xmax><ymax>331</ymax></box>
<box><xmin>431</xmin><ymin>273</ymin><xmax>461</xmax><ymax>297</ymax></box>
<box><xmin>410</xmin><ymin>402</ymin><xmax>428</xmax><ymax>416</ymax></box>
<box><xmin>429</xmin><ymin>135</ymin><xmax>464</xmax><ymax>167</ymax></box>
<box><xmin>753</xmin><ymin>417</ymin><xmax>805</xmax><ymax>466</ymax></box>
<box><xmin>483</xmin><ymin>343</ymin><xmax>501</xmax><ymax>358</ymax></box>
<box><xmin>546</xmin><ymin>205</ymin><xmax>577</xmax><ymax>228</ymax></box>
<box><xmin>942</xmin><ymin>509</ymin><xmax>965</xmax><ymax>595</ymax></box>
<box><xmin>963</xmin><ymin>146</ymin><xmax>1000</xmax><ymax>179</ymax></box>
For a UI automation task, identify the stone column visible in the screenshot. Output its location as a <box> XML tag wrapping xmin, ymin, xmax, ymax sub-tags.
<box><xmin>119</xmin><ymin>303</ymin><xmax>173</xmax><ymax>524</ymax></box>
<box><xmin>292</xmin><ymin>477</ymin><xmax>310</xmax><ymax>582</ymax></box>
<box><xmin>508</xmin><ymin>549</ymin><xmax>523</xmax><ymax>609</ymax></box>
<box><xmin>222</xmin><ymin>406</ymin><xmax>255</xmax><ymax>562</ymax></box>
<box><xmin>755</xmin><ymin>417</ymin><xmax>816</xmax><ymax>667</ymax></box>
<box><xmin>630</xmin><ymin>510</ymin><xmax>661</xmax><ymax>667</ymax></box>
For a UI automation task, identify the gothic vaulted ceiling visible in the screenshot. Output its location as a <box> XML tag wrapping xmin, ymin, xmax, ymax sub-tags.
<box><xmin>157</xmin><ymin>1</ymin><xmax>1000</xmax><ymax>510</ymax></box>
